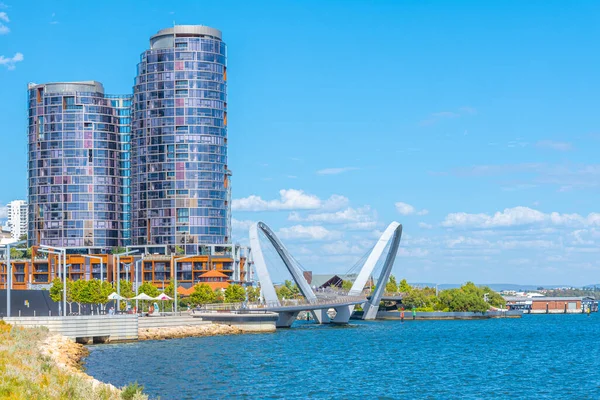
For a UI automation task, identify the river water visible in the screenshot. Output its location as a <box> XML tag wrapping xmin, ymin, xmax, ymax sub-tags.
<box><xmin>84</xmin><ymin>315</ymin><xmax>600</xmax><ymax>399</ymax></box>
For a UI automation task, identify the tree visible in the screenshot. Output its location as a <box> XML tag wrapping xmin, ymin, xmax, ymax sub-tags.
<box><xmin>276</xmin><ymin>285</ymin><xmax>293</xmax><ymax>300</ymax></box>
<box><xmin>9</xmin><ymin>247</ymin><xmax>24</xmax><ymax>259</ymax></box>
<box><xmin>138</xmin><ymin>282</ymin><xmax>160</xmax><ymax>298</ymax></box>
<box><xmin>402</xmin><ymin>289</ymin><xmax>433</xmax><ymax>310</ymax></box>
<box><xmin>118</xmin><ymin>280</ymin><xmax>134</xmax><ymax>311</ymax></box>
<box><xmin>175</xmin><ymin>246</ymin><xmax>184</xmax><ymax>255</ymax></box>
<box><xmin>386</xmin><ymin>275</ymin><xmax>398</xmax><ymax>293</ymax></box>
<box><xmin>246</xmin><ymin>286</ymin><xmax>261</xmax><ymax>302</ymax></box>
<box><xmin>214</xmin><ymin>289</ymin><xmax>225</xmax><ymax>303</ymax></box>
<box><xmin>70</xmin><ymin>279</ymin><xmax>92</xmax><ymax>313</ymax></box>
<box><xmin>111</xmin><ymin>246</ymin><xmax>126</xmax><ymax>255</ymax></box>
<box><xmin>189</xmin><ymin>283</ymin><xmax>216</xmax><ymax>305</ymax></box>
<box><xmin>100</xmin><ymin>281</ymin><xmax>114</xmax><ymax>311</ymax></box>
<box><xmin>225</xmin><ymin>284</ymin><xmax>246</xmax><ymax>303</ymax></box>
<box><xmin>341</xmin><ymin>280</ymin><xmax>353</xmax><ymax>291</ymax></box>
<box><xmin>87</xmin><ymin>279</ymin><xmax>105</xmax><ymax>314</ymax></box>
<box><xmin>49</xmin><ymin>278</ymin><xmax>63</xmax><ymax>303</ymax></box>
<box><xmin>18</xmin><ymin>233</ymin><xmax>27</xmax><ymax>242</ymax></box>
<box><xmin>398</xmin><ymin>279</ymin><xmax>412</xmax><ymax>293</ymax></box>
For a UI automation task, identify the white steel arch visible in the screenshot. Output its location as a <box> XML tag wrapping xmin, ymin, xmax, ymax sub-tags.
<box><xmin>333</xmin><ymin>221</ymin><xmax>403</xmax><ymax>322</ymax></box>
<box><xmin>249</xmin><ymin>221</ymin><xmax>317</xmax><ymax>307</ymax></box>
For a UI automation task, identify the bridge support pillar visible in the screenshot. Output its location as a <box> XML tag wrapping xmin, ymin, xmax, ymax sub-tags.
<box><xmin>311</xmin><ymin>309</ymin><xmax>330</xmax><ymax>324</ymax></box>
<box><xmin>276</xmin><ymin>311</ymin><xmax>300</xmax><ymax>328</ymax></box>
<box><xmin>362</xmin><ymin>302</ymin><xmax>380</xmax><ymax>320</ymax></box>
<box><xmin>331</xmin><ymin>305</ymin><xmax>354</xmax><ymax>324</ymax></box>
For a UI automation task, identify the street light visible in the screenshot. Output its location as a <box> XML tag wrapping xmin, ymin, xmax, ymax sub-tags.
<box><xmin>113</xmin><ymin>249</ymin><xmax>139</xmax><ymax>312</ymax></box>
<box><xmin>173</xmin><ymin>254</ymin><xmax>196</xmax><ymax>315</ymax></box>
<box><xmin>5</xmin><ymin>240</ymin><xmax>26</xmax><ymax>318</ymax></box>
<box><xmin>82</xmin><ymin>254</ymin><xmax>104</xmax><ymax>282</ymax></box>
<box><xmin>39</xmin><ymin>245</ymin><xmax>67</xmax><ymax>317</ymax></box>
<box><xmin>134</xmin><ymin>259</ymin><xmax>142</xmax><ymax>312</ymax></box>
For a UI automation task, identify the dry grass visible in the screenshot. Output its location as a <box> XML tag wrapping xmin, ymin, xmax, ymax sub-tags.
<box><xmin>0</xmin><ymin>321</ymin><xmax>147</xmax><ymax>399</ymax></box>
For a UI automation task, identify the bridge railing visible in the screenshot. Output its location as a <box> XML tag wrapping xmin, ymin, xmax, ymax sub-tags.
<box><xmin>195</xmin><ymin>294</ymin><xmax>367</xmax><ymax>312</ymax></box>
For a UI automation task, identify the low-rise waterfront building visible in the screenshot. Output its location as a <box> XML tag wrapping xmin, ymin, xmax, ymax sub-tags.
<box><xmin>504</xmin><ymin>296</ymin><xmax>598</xmax><ymax>313</ymax></box>
<box><xmin>0</xmin><ymin>244</ymin><xmax>246</xmax><ymax>291</ymax></box>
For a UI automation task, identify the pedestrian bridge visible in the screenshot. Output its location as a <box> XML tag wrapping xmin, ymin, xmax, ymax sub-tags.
<box><xmin>248</xmin><ymin>221</ymin><xmax>403</xmax><ymax>327</ymax></box>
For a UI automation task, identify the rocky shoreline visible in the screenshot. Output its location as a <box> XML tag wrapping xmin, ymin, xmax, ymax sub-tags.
<box><xmin>138</xmin><ymin>323</ymin><xmax>243</xmax><ymax>341</ymax></box>
<box><xmin>33</xmin><ymin>322</ymin><xmax>248</xmax><ymax>399</ymax></box>
<box><xmin>40</xmin><ymin>333</ymin><xmax>125</xmax><ymax>396</ymax></box>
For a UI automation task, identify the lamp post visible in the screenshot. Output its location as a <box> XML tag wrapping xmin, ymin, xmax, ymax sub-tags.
<box><xmin>5</xmin><ymin>240</ymin><xmax>26</xmax><ymax>318</ymax></box>
<box><xmin>82</xmin><ymin>255</ymin><xmax>104</xmax><ymax>282</ymax></box>
<box><xmin>113</xmin><ymin>249</ymin><xmax>138</xmax><ymax>312</ymax></box>
<box><xmin>134</xmin><ymin>259</ymin><xmax>142</xmax><ymax>312</ymax></box>
<box><xmin>39</xmin><ymin>245</ymin><xmax>67</xmax><ymax>317</ymax></box>
<box><xmin>173</xmin><ymin>254</ymin><xmax>196</xmax><ymax>315</ymax></box>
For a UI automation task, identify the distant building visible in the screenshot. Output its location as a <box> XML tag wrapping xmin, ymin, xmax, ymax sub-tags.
<box><xmin>504</xmin><ymin>296</ymin><xmax>598</xmax><ymax>313</ymax></box>
<box><xmin>7</xmin><ymin>200</ymin><xmax>27</xmax><ymax>240</ymax></box>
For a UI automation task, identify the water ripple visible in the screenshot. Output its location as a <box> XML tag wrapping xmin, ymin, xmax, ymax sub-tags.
<box><xmin>84</xmin><ymin>316</ymin><xmax>600</xmax><ymax>399</ymax></box>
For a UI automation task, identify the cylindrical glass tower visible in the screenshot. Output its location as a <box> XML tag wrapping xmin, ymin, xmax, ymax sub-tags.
<box><xmin>27</xmin><ymin>81</ymin><xmax>123</xmax><ymax>250</ymax></box>
<box><xmin>131</xmin><ymin>25</ymin><xmax>229</xmax><ymax>254</ymax></box>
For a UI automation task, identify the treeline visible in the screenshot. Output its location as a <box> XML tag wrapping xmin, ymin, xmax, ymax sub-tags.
<box><xmin>48</xmin><ymin>278</ymin><xmax>261</xmax><ymax>313</ymax></box>
<box><xmin>542</xmin><ymin>288</ymin><xmax>600</xmax><ymax>300</ymax></box>
<box><xmin>398</xmin><ymin>281</ymin><xmax>505</xmax><ymax>312</ymax></box>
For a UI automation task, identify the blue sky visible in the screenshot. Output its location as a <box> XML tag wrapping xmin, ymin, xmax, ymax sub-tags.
<box><xmin>2</xmin><ymin>0</ymin><xmax>600</xmax><ymax>285</ymax></box>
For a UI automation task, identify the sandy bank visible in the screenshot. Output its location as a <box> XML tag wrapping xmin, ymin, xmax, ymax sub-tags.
<box><xmin>138</xmin><ymin>323</ymin><xmax>242</xmax><ymax>340</ymax></box>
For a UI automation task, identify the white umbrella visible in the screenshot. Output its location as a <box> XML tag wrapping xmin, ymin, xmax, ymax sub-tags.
<box><xmin>107</xmin><ymin>292</ymin><xmax>127</xmax><ymax>300</ymax></box>
<box><xmin>131</xmin><ymin>293</ymin><xmax>155</xmax><ymax>301</ymax></box>
<box><xmin>155</xmin><ymin>293</ymin><xmax>172</xmax><ymax>301</ymax></box>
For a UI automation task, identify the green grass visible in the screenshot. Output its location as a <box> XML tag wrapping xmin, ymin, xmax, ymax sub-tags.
<box><xmin>0</xmin><ymin>321</ymin><xmax>148</xmax><ymax>400</ymax></box>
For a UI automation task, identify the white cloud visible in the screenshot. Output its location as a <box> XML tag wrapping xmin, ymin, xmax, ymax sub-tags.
<box><xmin>442</xmin><ymin>206</ymin><xmax>600</xmax><ymax>230</ymax></box>
<box><xmin>446</xmin><ymin>236</ymin><xmax>491</xmax><ymax>248</ymax></box>
<box><xmin>233</xmin><ymin>189</ymin><xmax>348</xmax><ymax>212</ymax></box>
<box><xmin>290</xmin><ymin>206</ymin><xmax>378</xmax><ymax>231</ymax></box>
<box><xmin>277</xmin><ymin>225</ymin><xmax>342</xmax><ymax>241</ymax></box>
<box><xmin>395</xmin><ymin>202</ymin><xmax>415</xmax><ymax>215</ymax></box>
<box><xmin>316</xmin><ymin>167</ymin><xmax>359</xmax><ymax>175</ymax></box>
<box><xmin>397</xmin><ymin>248</ymin><xmax>429</xmax><ymax>257</ymax></box>
<box><xmin>395</xmin><ymin>202</ymin><xmax>428</xmax><ymax>216</ymax></box>
<box><xmin>0</xmin><ymin>12</ymin><xmax>8</xmax><ymax>22</ymax></box>
<box><xmin>418</xmin><ymin>222</ymin><xmax>433</xmax><ymax>229</ymax></box>
<box><xmin>321</xmin><ymin>241</ymin><xmax>365</xmax><ymax>255</ymax></box>
<box><xmin>0</xmin><ymin>23</ymin><xmax>8</xmax><ymax>34</ymax></box>
<box><xmin>0</xmin><ymin>52</ymin><xmax>23</xmax><ymax>69</ymax></box>
<box><xmin>536</xmin><ymin>140</ymin><xmax>572</xmax><ymax>151</ymax></box>
<box><xmin>322</xmin><ymin>194</ymin><xmax>349</xmax><ymax>210</ymax></box>
<box><xmin>442</xmin><ymin>206</ymin><xmax>546</xmax><ymax>228</ymax></box>
<box><xmin>231</xmin><ymin>218</ymin><xmax>254</xmax><ymax>232</ymax></box>
<box><xmin>289</xmin><ymin>206</ymin><xmax>373</xmax><ymax>223</ymax></box>
<box><xmin>0</xmin><ymin>205</ymin><xmax>7</xmax><ymax>219</ymax></box>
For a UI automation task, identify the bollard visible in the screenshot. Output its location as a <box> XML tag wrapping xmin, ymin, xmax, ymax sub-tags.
<box><xmin>34</xmin><ymin>310</ymin><xmax>36</xmax><ymax>317</ymax></box>
<box><xmin>49</xmin><ymin>310</ymin><xmax>51</xmax><ymax>316</ymax></box>
<box><xmin>18</xmin><ymin>310</ymin><xmax>21</xmax><ymax>317</ymax></box>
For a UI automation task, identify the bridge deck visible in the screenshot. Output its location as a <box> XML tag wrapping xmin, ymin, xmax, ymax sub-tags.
<box><xmin>263</xmin><ymin>299</ymin><xmax>365</xmax><ymax>312</ymax></box>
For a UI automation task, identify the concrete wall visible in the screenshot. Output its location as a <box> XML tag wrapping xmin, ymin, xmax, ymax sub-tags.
<box><xmin>193</xmin><ymin>312</ymin><xmax>278</xmax><ymax>332</ymax></box>
<box><xmin>529</xmin><ymin>309</ymin><xmax>583</xmax><ymax>314</ymax></box>
<box><xmin>4</xmin><ymin>315</ymin><xmax>138</xmax><ymax>342</ymax></box>
<box><xmin>138</xmin><ymin>315</ymin><xmax>211</xmax><ymax>329</ymax></box>
<box><xmin>353</xmin><ymin>310</ymin><xmax>523</xmax><ymax>320</ymax></box>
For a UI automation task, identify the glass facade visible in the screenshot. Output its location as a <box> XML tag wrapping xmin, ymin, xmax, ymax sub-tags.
<box><xmin>27</xmin><ymin>82</ymin><xmax>129</xmax><ymax>250</ymax></box>
<box><xmin>131</xmin><ymin>26</ymin><xmax>230</xmax><ymax>253</ymax></box>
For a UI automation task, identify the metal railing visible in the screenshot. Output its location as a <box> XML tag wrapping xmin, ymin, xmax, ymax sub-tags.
<box><xmin>195</xmin><ymin>293</ymin><xmax>367</xmax><ymax>313</ymax></box>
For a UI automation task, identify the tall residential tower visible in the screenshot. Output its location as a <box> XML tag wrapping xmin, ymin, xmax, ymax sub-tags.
<box><xmin>27</xmin><ymin>81</ymin><xmax>131</xmax><ymax>251</ymax></box>
<box><xmin>131</xmin><ymin>25</ymin><xmax>230</xmax><ymax>254</ymax></box>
